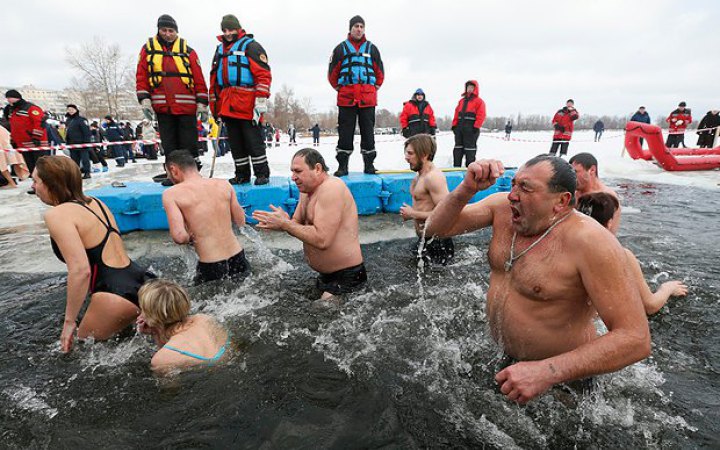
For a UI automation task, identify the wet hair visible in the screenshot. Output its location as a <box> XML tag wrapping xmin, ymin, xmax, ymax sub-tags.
<box><xmin>35</xmin><ymin>156</ymin><xmax>90</xmax><ymax>204</ymax></box>
<box><xmin>293</xmin><ymin>148</ymin><xmax>328</xmax><ymax>172</ymax></box>
<box><xmin>164</xmin><ymin>149</ymin><xmax>197</xmax><ymax>170</ymax></box>
<box><xmin>568</xmin><ymin>152</ymin><xmax>599</xmax><ymax>177</ymax></box>
<box><xmin>523</xmin><ymin>154</ymin><xmax>576</xmax><ymax>205</ymax></box>
<box><xmin>404</xmin><ymin>134</ymin><xmax>436</xmax><ymax>161</ymax></box>
<box><xmin>577</xmin><ymin>192</ymin><xmax>619</xmax><ymax>228</ymax></box>
<box><xmin>138</xmin><ymin>279</ymin><xmax>191</xmax><ymax>329</ymax></box>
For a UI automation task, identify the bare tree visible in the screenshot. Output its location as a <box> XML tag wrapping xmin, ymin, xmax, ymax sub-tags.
<box><xmin>66</xmin><ymin>36</ymin><xmax>137</xmax><ymax>119</ymax></box>
<box><xmin>267</xmin><ymin>85</ymin><xmax>311</xmax><ymax>130</ymax></box>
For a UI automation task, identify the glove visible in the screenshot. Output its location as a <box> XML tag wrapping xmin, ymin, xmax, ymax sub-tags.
<box><xmin>197</xmin><ymin>103</ymin><xmax>209</xmax><ymax>123</ymax></box>
<box><xmin>141</xmin><ymin>99</ymin><xmax>155</xmax><ymax>121</ymax></box>
<box><xmin>430</xmin><ymin>127</ymin><xmax>436</xmax><ymax>136</ymax></box>
<box><xmin>32</xmin><ymin>139</ymin><xmax>41</xmax><ymax>147</ymax></box>
<box><xmin>402</xmin><ymin>128</ymin><xmax>410</xmax><ymax>138</ymax></box>
<box><xmin>675</xmin><ymin>120</ymin><xmax>683</xmax><ymax>126</ymax></box>
<box><xmin>255</xmin><ymin>97</ymin><xmax>268</xmax><ymax>114</ymax></box>
<box><xmin>554</xmin><ymin>124</ymin><xmax>565</xmax><ymax>132</ymax></box>
<box><xmin>451</xmin><ymin>126</ymin><xmax>457</xmax><ymax>132</ymax></box>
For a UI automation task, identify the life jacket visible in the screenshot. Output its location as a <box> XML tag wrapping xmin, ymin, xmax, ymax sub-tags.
<box><xmin>409</xmin><ymin>101</ymin><xmax>430</xmax><ymax>126</ymax></box>
<box><xmin>338</xmin><ymin>40</ymin><xmax>376</xmax><ymax>86</ymax></box>
<box><xmin>214</xmin><ymin>36</ymin><xmax>255</xmax><ymax>88</ymax></box>
<box><xmin>145</xmin><ymin>37</ymin><xmax>194</xmax><ymax>90</ymax></box>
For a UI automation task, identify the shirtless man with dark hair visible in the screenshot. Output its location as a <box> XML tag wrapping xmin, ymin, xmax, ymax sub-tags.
<box><xmin>253</xmin><ymin>148</ymin><xmax>367</xmax><ymax>300</ymax></box>
<box><xmin>162</xmin><ymin>150</ymin><xmax>249</xmax><ymax>285</ymax></box>
<box><xmin>399</xmin><ymin>134</ymin><xmax>453</xmax><ymax>265</ymax></box>
<box><xmin>569</xmin><ymin>152</ymin><xmax>621</xmax><ymax>234</ymax></box>
<box><xmin>426</xmin><ymin>155</ymin><xmax>650</xmax><ymax>404</ymax></box>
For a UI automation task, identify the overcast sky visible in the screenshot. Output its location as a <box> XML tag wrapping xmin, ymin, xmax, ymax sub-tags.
<box><xmin>3</xmin><ymin>0</ymin><xmax>719</xmax><ymax>119</ymax></box>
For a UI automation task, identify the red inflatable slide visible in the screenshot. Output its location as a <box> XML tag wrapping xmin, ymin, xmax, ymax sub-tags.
<box><xmin>624</xmin><ymin>122</ymin><xmax>720</xmax><ymax>171</ymax></box>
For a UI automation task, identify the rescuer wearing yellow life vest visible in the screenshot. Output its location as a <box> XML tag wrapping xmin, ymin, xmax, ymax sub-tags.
<box><xmin>136</xmin><ymin>14</ymin><xmax>209</xmax><ymax>184</ymax></box>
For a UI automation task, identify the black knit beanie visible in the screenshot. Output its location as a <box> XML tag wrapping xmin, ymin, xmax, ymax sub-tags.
<box><xmin>349</xmin><ymin>15</ymin><xmax>365</xmax><ymax>30</ymax></box>
<box><xmin>5</xmin><ymin>90</ymin><xmax>22</xmax><ymax>100</ymax></box>
<box><xmin>157</xmin><ymin>14</ymin><xmax>178</xmax><ymax>31</ymax></box>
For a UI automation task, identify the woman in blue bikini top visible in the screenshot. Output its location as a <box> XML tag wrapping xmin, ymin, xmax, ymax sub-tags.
<box><xmin>136</xmin><ymin>279</ymin><xmax>229</xmax><ymax>373</ymax></box>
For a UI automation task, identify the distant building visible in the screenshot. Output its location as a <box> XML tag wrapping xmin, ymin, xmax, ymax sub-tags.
<box><xmin>1</xmin><ymin>85</ymin><xmax>70</xmax><ymax>116</ymax></box>
<box><xmin>2</xmin><ymin>84</ymin><xmax>141</xmax><ymax>121</ymax></box>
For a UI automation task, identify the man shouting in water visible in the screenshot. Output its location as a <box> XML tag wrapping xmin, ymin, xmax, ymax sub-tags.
<box><xmin>425</xmin><ymin>155</ymin><xmax>650</xmax><ymax>404</ymax></box>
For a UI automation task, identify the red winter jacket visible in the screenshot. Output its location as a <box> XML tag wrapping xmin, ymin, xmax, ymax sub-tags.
<box><xmin>400</xmin><ymin>99</ymin><xmax>437</xmax><ymax>135</ymax></box>
<box><xmin>328</xmin><ymin>34</ymin><xmax>385</xmax><ymax>108</ymax></box>
<box><xmin>552</xmin><ymin>107</ymin><xmax>579</xmax><ymax>140</ymax></box>
<box><xmin>136</xmin><ymin>35</ymin><xmax>209</xmax><ymax>116</ymax></box>
<box><xmin>451</xmin><ymin>80</ymin><xmax>486</xmax><ymax>129</ymax></box>
<box><xmin>209</xmin><ymin>30</ymin><xmax>272</xmax><ymax>121</ymax></box>
<box><xmin>666</xmin><ymin>108</ymin><xmax>692</xmax><ymax>132</ymax></box>
<box><xmin>7</xmin><ymin>100</ymin><xmax>48</xmax><ymax>149</ymax></box>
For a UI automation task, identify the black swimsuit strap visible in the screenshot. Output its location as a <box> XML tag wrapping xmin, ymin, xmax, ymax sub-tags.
<box><xmin>91</xmin><ymin>198</ymin><xmax>121</xmax><ymax>235</ymax></box>
<box><xmin>70</xmin><ymin>198</ymin><xmax>119</xmax><ymax>242</ymax></box>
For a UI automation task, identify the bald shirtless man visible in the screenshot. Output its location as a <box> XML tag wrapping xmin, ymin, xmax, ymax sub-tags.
<box><xmin>252</xmin><ymin>148</ymin><xmax>366</xmax><ymax>299</ymax></box>
<box><xmin>399</xmin><ymin>134</ymin><xmax>453</xmax><ymax>265</ymax></box>
<box><xmin>569</xmin><ymin>152</ymin><xmax>621</xmax><ymax>234</ymax></box>
<box><xmin>162</xmin><ymin>150</ymin><xmax>249</xmax><ymax>285</ymax></box>
<box><xmin>426</xmin><ymin>155</ymin><xmax>650</xmax><ymax>404</ymax></box>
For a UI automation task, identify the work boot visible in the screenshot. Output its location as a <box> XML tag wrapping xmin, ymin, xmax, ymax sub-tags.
<box><xmin>334</xmin><ymin>152</ymin><xmax>349</xmax><ymax>177</ymax></box>
<box><xmin>102</xmin><ymin>166</ymin><xmax>109</xmax><ymax>172</ymax></box>
<box><xmin>161</xmin><ymin>178</ymin><xmax>174</xmax><ymax>187</ymax></box>
<box><xmin>229</xmin><ymin>175</ymin><xmax>250</xmax><ymax>185</ymax></box>
<box><xmin>254</xmin><ymin>176</ymin><xmax>269</xmax><ymax>186</ymax></box>
<box><xmin>115</xmin><ymin>157</ymin><xmax>126</xmax><ymax>168</ymax></box>
<box><xmin>82</xmin><ymin>173</ymin><xmax>91</xmax><ymax>180</ymax></box>
<box><xmin>362</xmin><ymin>152</ymin><xmax>377</xmax><ymax>175</ymax></box>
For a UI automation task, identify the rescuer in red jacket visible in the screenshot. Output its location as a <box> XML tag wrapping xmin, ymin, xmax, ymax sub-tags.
<box><xmin>400</xmin><ymin>88</ymin><xmax>437</xmax><ymax>138</ymax></box>
<box><xmin>209</xmin><ymin>14</ymin><xmax>272</xmax><ymax>185</ymax></box>
<box><xmin>666</xmin><ymin>101</ymin><xmax>692</xmax><ymax>148</ymax></box>
<box><xmin>451</xmin><ymin>80</ymin><xmax>486</xmax><ymax>167</ymax></box>
<box><xmin>548</xmin><ymin>99</ymin><xmax>579</xmax><ymax>157</ymax></box>
<box><xmin>4</xmin><ymin>89</ymin><xmax>48</xmax><ymax>194</ymax></box>
<box><xmin>136</xmin><ymin>14</ymin><xmax>209</xmax><ymax>184</ymax></box>
<box><xmin>328</xmin><ymin>15</ymin><xmax>385</xmax><ymax>176</ymax></box>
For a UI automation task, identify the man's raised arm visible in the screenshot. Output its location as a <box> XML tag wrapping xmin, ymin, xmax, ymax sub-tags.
<box><xmin>425</xmin><ymin>160</ymin><xmax>504</xmax><ymax>238</ymax></box>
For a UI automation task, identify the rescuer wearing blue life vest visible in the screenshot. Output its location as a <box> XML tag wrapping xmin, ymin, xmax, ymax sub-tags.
<box><xmin>328</xmin><ymin>15</ymin><xmax>385</xmax><ymax>176</ymax></box>
<box><xmin>209</xmin><ymin>14</ymin><xmax>272</xmax><ymax>185</ymax></box>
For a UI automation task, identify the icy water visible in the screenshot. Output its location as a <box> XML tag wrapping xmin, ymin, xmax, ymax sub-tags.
<box><xmin>1</xmin><ymin>178</ymin><xmax>718</xmax><ymax>449</ymax></box>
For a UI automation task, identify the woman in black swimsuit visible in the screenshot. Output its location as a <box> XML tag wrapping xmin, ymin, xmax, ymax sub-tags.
<box><xmin>32</xmin><ymin>156</ymin><xmax>154</xmax><ymax>352</ymax></box>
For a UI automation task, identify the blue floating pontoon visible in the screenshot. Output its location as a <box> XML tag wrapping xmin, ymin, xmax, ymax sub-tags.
<box><xmin>88</xmin><ymin>170</ymin><xmax>515</xmax><ymax>233</ymax></box>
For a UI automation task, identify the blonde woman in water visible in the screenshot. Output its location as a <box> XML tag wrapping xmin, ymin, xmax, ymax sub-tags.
<box><xmin>137</xmin><ymin>279</ymin><xmax>229</xmax><ymax>373</ymax></box>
